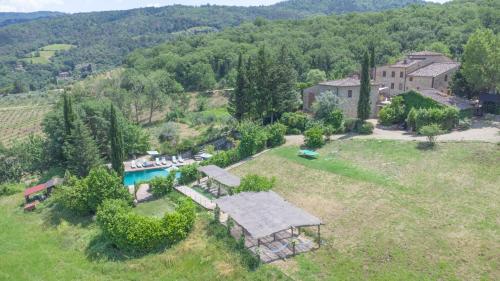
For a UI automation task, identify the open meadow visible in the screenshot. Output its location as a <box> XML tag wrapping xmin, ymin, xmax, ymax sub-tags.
<box><xmin>0</xmin><ymin>139</ymin><xmax>498</xmax><ymax>281</ymax></box>
<box><xmin>230</xmin><ymin>140</ymin><xmax>500</xmax><ymax>281</ymax></box>
<box><xmin>21</xmin><ymin>44</ymin><xmax>75</xmax><ymax>64</ymax></box>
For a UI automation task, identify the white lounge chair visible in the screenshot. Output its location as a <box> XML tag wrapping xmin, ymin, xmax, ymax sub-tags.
<box><xmin>172</xmin><ymin>156</ymin><xmax>178</xmax><ymax>164</ymax></box>
<box><xmin>136</xmin><ymin>161</ymin><xmax>143</xmax><ymax>168</ymax></box>
<box><xmin>131</xmin><ymin>160</ymin><xmax>137</xmax><ymax>169</ymax></box>
<box><xmin>155</xmin><ymin>158</ymin><xmax>161</xmax><ymax>166</ymax></box>
<box><xmin>178</xmin><ymin>155</ymin><xmax>184</xmax><ymax>163</ymax></box>
<box><xmin>161</xmin><ymin>157</ymin><xmax>167</xmax><ymax>165</ymax></box>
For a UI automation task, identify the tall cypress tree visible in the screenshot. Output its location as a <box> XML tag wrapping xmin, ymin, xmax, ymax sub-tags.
<box><xmin>369</xmin><ymin>45</ymin><xmax>376</xmax><ymax>69</ymax></box>
<box><xmin>357</xmin><ymin>51</ymin><xmax>371</xmax><ymax>121</ymax></box>
<box><xmin>63</xmin><ymin>93</ymin><xmax>75</xmax><ymax>136</ymax></box>
<box><xmin>63</xmin><ymin>118</ymin><xmax>101</xmax><ymax>177</ymax></box>
<box><xmin>229</xmin><ymin>53</ymin><xmax>247</xmax><ymax>121</ymax></box>
<box><xmin>255</xmin><ymin>45</ymin><xmax>272</xmax><ymax>121</ymax></box>
<box><xmin>269</xmin><ymin>45</ymin><xmax>298</xmax><ymax>123</ymax></box>
<box><xmin>109</xmin><ymin>104</ymin><xmax>124</xmax><ymax>178</ymax></box>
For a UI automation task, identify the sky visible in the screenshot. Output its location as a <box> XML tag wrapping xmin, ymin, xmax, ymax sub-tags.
<box><xmin>0</xmin><ymin>0</ymin><xmax>450</xmax><ymax>13</ymax></box>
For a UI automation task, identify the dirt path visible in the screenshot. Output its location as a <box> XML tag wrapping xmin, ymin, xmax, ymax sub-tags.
<box><xmin>285</xmin><ymin>119</ymin><xmax>500</xmax><ymax>145</ymax></box>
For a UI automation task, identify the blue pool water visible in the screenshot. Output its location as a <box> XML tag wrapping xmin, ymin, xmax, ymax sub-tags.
<box><xmin>123</xmin><ymin>168</ymin><xmax>180</xmax><ymax>186</ymax></box>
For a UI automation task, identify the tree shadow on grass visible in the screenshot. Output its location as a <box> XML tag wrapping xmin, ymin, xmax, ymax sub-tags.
<box><xmin>416</xmin><ymin>141</ymin><xmax>436</xmax><ymax>151</ymax></box>
<box><xmin>41</xmin><ymin>200</ymin><xmax>93</xmax><ymax>229</ymax></box>
<box><xmin>85</xmin><ymin>232</ymin><xmax>172</xmax><ymax>262</ymax></box>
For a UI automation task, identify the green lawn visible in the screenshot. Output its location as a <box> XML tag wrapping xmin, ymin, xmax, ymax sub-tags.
<box><xmin>1</xmin><ymin>140</ymin><xmax>498</xmax><ymax>280</ymax></box>
<box><xmin>230</xmin><ymin>140</ymin><xmax>500</xmax><ymax>281</ymax></box>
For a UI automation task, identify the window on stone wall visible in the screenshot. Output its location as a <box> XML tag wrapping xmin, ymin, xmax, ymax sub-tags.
<box><xmin>399</xmin><ymin>83</ymin><xmax>403</xmax><ymax>90</ymax></box>
<box><xmin>400</xmin><ymin>72</ymin><xmax>404</xmax><ymax>78</ymax></box>
<box><xmin>391</xmin><ymin>83</ymin><xmax>395</xmax><ymax>89</ymax></box>
<box><xmin>444</xmin><ymin>74</ymin><xmax>448</xmax><ymax>82</ymax></box>
<box><xmin>383</xmin><ymin>71</ymin><xmax>386</xmax><ymax>77</ymax></box>
<box><xmin>348</xmin><ymin>90</ymin><xmax>353</xmax><ymax>98</ymax></box>
<box><xmin>391</xmin><ymin>71</ymin><xmax>395</xmax><ymax>78</ymax></box>
<box><xmin>409</xmin><ymin>77</ymin><xmax>413</xmax><ymax>82</ymax></box>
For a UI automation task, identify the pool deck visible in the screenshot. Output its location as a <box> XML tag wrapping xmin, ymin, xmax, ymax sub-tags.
<box><xmin>124</xmin><ymin>159</ymin><xmax>196</xmax><ymax>173</ymax></box>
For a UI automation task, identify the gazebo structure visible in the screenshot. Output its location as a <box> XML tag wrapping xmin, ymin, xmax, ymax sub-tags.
<box><xmin>23</xmin><ymin>178</ymin><xmax>64</xmax><ymax>211</ymax></box>
<box><xmin>215</xmin><ymin>191</ymin><xmax>323</xmax><ymax>263</ymax></box>
<box><xmin>197</xmin><ymin>165</ymin><xmax>240</xmax><ymax>197</ymax></box>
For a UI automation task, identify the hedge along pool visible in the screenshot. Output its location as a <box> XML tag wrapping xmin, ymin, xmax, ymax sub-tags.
<box><xmin>123</xmin><ymin>168</ymin><xmax>181</xmax><ymax>186</ymax></box>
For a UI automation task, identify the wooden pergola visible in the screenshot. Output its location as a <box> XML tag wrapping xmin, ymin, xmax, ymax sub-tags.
<box><xmin>215</xmin><ymin>191</ymin><xmax>323</xmax><ymax>263</ymax></box>
<box><xmin>197</xmin><ymin>165</ymin><xmax>240</xmax><ymax>197</ymax></box>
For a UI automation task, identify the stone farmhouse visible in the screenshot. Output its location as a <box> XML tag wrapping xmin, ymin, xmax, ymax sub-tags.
<box><xmin>375</xmin><ymin>51</ymin><xmax>459</xmax><ymax>96</ymax></box>
<box><xmin>303</xmin><ymin>77</ymin><xmax>380</xmax><ymax>118</ymax></box>
<box><xmin>303</xmin><ymin>51</ymin><xmax>465</xmax><ymax>118</ymax></box>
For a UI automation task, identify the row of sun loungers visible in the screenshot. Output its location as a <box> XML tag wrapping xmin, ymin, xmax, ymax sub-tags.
<box><xmin>130</xmin><ymin>156</ymin><xmax>185</xmax><ymax>169</ymax></box>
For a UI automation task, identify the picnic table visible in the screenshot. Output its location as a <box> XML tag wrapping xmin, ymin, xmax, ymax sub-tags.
<box><xmin>298</xmin><ymin>149</ymin><xmax>319</xmax><ymax>158</ymax></box>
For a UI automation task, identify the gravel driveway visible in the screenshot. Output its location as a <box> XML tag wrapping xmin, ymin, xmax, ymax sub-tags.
<box><xmin>285</xmin><ymin>118</ymin><xmax>500</xmax><ymax>145</ymax></box>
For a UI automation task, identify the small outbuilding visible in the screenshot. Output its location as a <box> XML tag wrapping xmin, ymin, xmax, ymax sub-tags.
<box><xmin>215</xmin><ymin>191</ymin><xmax>323</xmax><ymax>263</ymax></box>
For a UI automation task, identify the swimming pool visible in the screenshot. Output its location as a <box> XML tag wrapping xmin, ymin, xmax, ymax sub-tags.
<box><xmin>123</xmin><ymin>168</ymin><xmax>180</xmax><ymax>186</ymax></box>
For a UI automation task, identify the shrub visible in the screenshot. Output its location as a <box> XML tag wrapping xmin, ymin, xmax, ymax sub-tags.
<box><xmin>96</xmin><ymin>198</ymin><xmax>196</xmax><ymax>254</ymax></box>
<box><xmin>234</xmin><ymin>174</ymin><xmax>276</xmax><ymax>193</ymax></box>
<box><xmin>419</xmin><ymin>124</ymin><xmax>443</xmax><ymax>146</ymax></box>
<box><xmin>378</xmin><ymin>96</ymin><xmax>406</xmax><ymax>125</ymax></box>
<box><xmin>344</xmin><ymin>118</ymin><xmax>360</xmax><ymax>132</ymax></box>
<box><xmin>237</xmin><ymin>121</ymin><xmax>268</xmax><ymax>159</ymax></box>
<box><xmin>357</xmin><ymin>121</ymin><xmax>374</xmax><ymax>135</ymax></box>
<box><xmin>457</xmin><ymin>118</ymin><xmax>472</xmax><ymax>131</ymax></box>
<box><xmin>204</xmin><ymin>149</ymin><xmax>240</xmax><ymax>168</ymax></box>
<box><xmin>412</xmin><ymin>107</ymin><xmax>459</xmax><ymax>132</ymax></box>
<box><xmin>0</xmin><ymin>182</ymin><xmax>25</xmax><ymax>197</ymax></box>
<box><xmin>178</xmin><ymin>164</ymin><xmax>199</xmax><ymax>185</ymax></box>
<box><xmin>280</xmin><ymin>112</ymin><xmax>309</xmax><ymax>134</ymax></box>
<box><xmin>312</xmin><ymin>91</ymin><xmax>340</xmax><ymax>120</ymax></box>
<box><xmin>304</xmin><ymin>125</ymin><xmax>324</xmax><ymax>148</ymax></box>
<box><xmin>266</xmin><ymin>123</ymin><xmax>287</xmax><ymax>147</ymax></box>
<box><xmin>58</xmin><ymin>167</ymin><xmax>132</xmax><ymax>215</ymax></box>
<box><xmin>326</xmin><ymin>109</ymin><xmax>344</xmax><ymax>132</ymax></box>
<box><xmin>149</xmin><ymin>174</ymin><xmax>175</xmax><ymax>197</ymax></box>
<box><xmin>406</xmin><ymin>108</ymin><xmax>417</xmax><ymax>131</ymax></box>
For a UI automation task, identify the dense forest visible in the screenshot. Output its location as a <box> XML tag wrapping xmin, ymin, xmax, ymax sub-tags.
<box><xmin>0</xmin><ymin>11</ymin><xmax>63</xmax><ymax>27</ymax></box>
<box><xmin>0</xmin><ymin>0</ymin><xmax>423</xmax><ymax>92</ymax></box>
<box><xmin>123</xmin><ymin>0</ymin><xmax>499</xmax><ymax>92</ymax></box>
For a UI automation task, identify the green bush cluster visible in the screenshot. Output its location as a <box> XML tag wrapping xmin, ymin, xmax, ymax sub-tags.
<box><xmin>407</xmin><ymin>107</ymin><xmax>459</xmax><ymax>132</ymax></box>
<box><xmin>178</xmin><ymin>164</ymin><xmax>199</xmax><ymax>185</ymax></box>
<box><xmin>96</xmin><ymin>198</ymin><xmax>196</xmax><ymax>254</ymax></box>
<box><xmin>237</xmin><ymin>121</ymin><xmax>268</xmax><ymax>159</ymax></box>
<box><xmin>379</xmin><ymin>96</ymin><xmax>406</xmax><ymax>125</ymax></box>
<box><xmin>234</xmin><ymin>174</ymin><xmax>276</xmax><ymax>194</ymax></box>
<box><xmin>57</xmin><ymin>167</ymin><xmax>132</xmax><ymax>215</ymax></box>
<box><xmin>304</xmin><ymin>125</ymin><xmax>325</xmax><ymax>148</ymax></box>
<box><xmin>266</xmin><ymin>123</ymin><xmax>287</xmax><ymax>148</ymax></box>
<box><xmin>325</xmin><ymin>109</ymin><xmax>344</xmax><ymax>133</ymax></box>
<box><xmin>280</xmin><ymin>112</ymin><xmax>309</xmax><ymax>134</ymax></box>
<box><xmin>149</xmin><ymin>174</ymin><xmax>175</xmax><ymax>197</ymax></box>
<box><xmin>203</xmin><ymin>149</ymin><xmax>240</xmax><ymax>168</ymax></box>
<box><xmin>357</xmin><ymin>122</ymin><xmax>374</xmax><ymax>135</ymax></box>
<box><xmin>0</xmin><ymin>182</ymin><xmax>25</xmax><ymax>197</ymax></box>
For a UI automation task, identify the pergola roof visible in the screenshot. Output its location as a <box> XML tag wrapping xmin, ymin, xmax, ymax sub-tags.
<box><xmin>215</xmin><ymin>191</ymin><xmax>323</xmax><ymax>239</ymax></box>
<box><xmin>24</xmin><ymin>177</ymin><xmax>64</xmax><ymax>197</ymax></box>
<box><xmin>197</xmin><ymin>165</ymin><xmax>240</xmax><ymax>187</ymax></box>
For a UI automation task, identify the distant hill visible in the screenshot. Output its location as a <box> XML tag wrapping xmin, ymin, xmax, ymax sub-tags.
<box><xmin>0</xmin><ymin>11</ymin><xmax>64</xmax><ymax>27</ymax></box>
<box><xmin>0</xmin><ymin>0</ymin><xmax>424</xmax><ymax>91</ymax></box>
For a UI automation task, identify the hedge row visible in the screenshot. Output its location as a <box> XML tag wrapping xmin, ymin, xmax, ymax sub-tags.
<box><xmin>96</xmin><ymin>198</ymin><xmax>196</xmax><ymax>253</ymax></box>
<box><xmin>407</xmin><ymin>107</ymin><xmax>459</xmax><ymax>132</ymax></box>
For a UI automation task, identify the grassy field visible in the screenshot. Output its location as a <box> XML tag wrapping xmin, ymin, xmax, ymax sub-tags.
<box><xmin>0</xmin><ymin>140</ymin><xmax>498</xmax><ymax>280</ymax></box>
<box><xmin>0</xmin><ymin>91</ymin><xmax>61</xmax><ymax>146</ymax></box>
<box><xmin>0</xmin><ymin>192</ymin><xmax>286</xmax><ymax>281</ymax></box>
<box><xmin>22</xmin><ymin>44</ymin><xmax>75</xmax><ymax>64</ymax></box>
<box><xmin>230</xmin><ymin>140</ymin><xmax>500</xmax><ymax>281</ymax></box>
